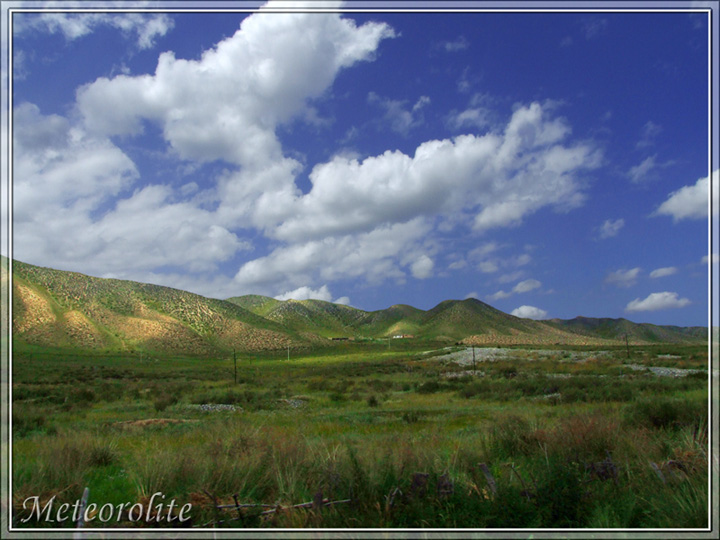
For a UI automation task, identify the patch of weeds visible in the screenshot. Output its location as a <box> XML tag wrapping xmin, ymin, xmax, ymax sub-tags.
<box><xmin>416</xmin><ymin>380</ymin><xmax>443</xmax><ymax>394</ymax></box>
<box><xmin>153</xmin><ymin>393</ymin><xmax>179</xmax><ymax>412</ymax></box>
<box><xmin>624</xmin><ymin>396</ymin><xmax>705</xmax><ymax>430</ymax></box>
<box><xmin>401</xmin><ymin>410</ymin><xmax>424</xmax><ymax>424</ymax></box>
<box><xmin>12</xmin><ymin>405</ymin><xmax>56</xmax><ymax>437</ymax></box>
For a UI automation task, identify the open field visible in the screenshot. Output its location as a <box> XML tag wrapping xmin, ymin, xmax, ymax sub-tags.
<box><xmin>11</xmin><ymin>340</ymin><xmax>709</xmax><ymax>529</ymax></box>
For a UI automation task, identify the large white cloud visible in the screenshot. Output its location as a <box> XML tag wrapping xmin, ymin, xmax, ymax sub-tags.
<box><xmin>232</xmin><ymin>218</ymin><xmax>432</xmax><ymax>293</ymax></box>
<box><xmin>272</xmin><ymin>102</ymin><xmax>600</xmax><ymax>243</ymax></box>
<box><xmin>76</xmin><ymin>11</ymin><xmax>395</xmax><ymax>167</ymax></box>
<box><xmin>656</xmin><ymin>170</ymin><xmax>719</xmax><ymax>221</ymax></box>
<box><xmin>625</xmin><ymin>292</ymin><xmax>691</xmax><ymax>313</ymax></box>
<box><xmin>13</xmin><ymin>9</ymin><xmax>602</xmax><ymax>301</ymax></box>
<box><xmin>12</xmin><ymin>104</ymin><xmax>249</xmax><ymax>276</ymax></box>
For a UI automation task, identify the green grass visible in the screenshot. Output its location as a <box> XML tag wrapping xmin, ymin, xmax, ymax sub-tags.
<box><xmin>11</xmin><ymin>342</ymin><xmax>709</xmax><ymax>529</ymax></box>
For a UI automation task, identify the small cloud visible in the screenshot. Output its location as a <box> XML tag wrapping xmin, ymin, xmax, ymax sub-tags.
<box><xmin>334</xmin><ymin>296</ymin><xmax>351</xmax><ymax>306</ymax></box>
<box><xmin>582</xmin><ymin>18</ymin><xmax>608</xmax><ymax>39</ymax></box>
<box><xmin>488</xmin><ymin>278</ymin><xmax>541</xmax><ymax>302</ymax></box>
<box><xmin>478</xmin><ymin>261</ymin><xmax>499</xmax><ymax>273</ymax></box>
<box><xmin>625</xmin><ymin>291</ymin><xmax>691</xmax><ymax>313</ymax></box>
<box><xmin>447</xmin><ymin>107</ymin><xmax>492</xmax><ymax>131</ymax></box>
<box><xmin>275</xmin><ymin>285</ymin><xmax>332</xmax><ymax>302</ymax></box>
<box><xmin>412</xmin><ymin>95</ymin><xmax>431</xmax><ymax>112</ymax></box>
<box><xmin>367</xmin><ymin>92</ymin><xmax>429</xmax><ymax>135</ymax></box>
<box><xmin>701</xmin><ymin>254</ymin><xmax>719</xmax><ymax>264</ymax></box>
<box><xmin>464</xmin><ymin>291</ymin><xmax>479</xmax><ymax>300</ymax></box>
<box><xmin>598</xmin><ymin>218</ymin><xmax>625</xmax><ymax>239</ymax></box>
<box><xmin>628</xmin><ymin>155</ymin><xmax>674</xmax><ymax>183</ymax></box>
<box><xmin>649</xmin><ymin>266</ymin><xmax>678</xmax><ymax>278</ymax></box>
<box><xmin>497</xmin><ymin>270</ymin><xmax>525</xmax><ymax>284</ymax></box>
<box><xmin>637</xmin><ymin>121</ymin><xmax>663</xmax><ymax>149</ymax></box>
<box><xmin>411</xmin><ymin>254</ymin><xmax>434</xmax><ymax>279</ymax></box>
<box><xmin>511</xmin><ymin>305</ymin><xmax>548</xmax><ymax>319</ymax></box>
<box><xmin>441</xmin><ymin>35</ymin><xmax>470</xmax><ymax>52</ymax></box>
<box><xmin>512</xmin><ymin>279</ymin><xmax>541</xmax><ymax>293</ymax></box>
<box><xmin>628</xmin><ymin>155</ymin><xmax>658</xmax><ymax>183</ymax></box>
<box><xmin>16</xmin><ymin>12</ymin><xmax>174</xmax><ymax>50</ymax></box>
<box><xmin>560</xmin><ymin>36</ymin><xmax>573</xmax><ymax>47</ymax></box>
<box><xmin>605</xmin><ymin>267</ymin><xmax>641</xmax><ymax>288</ymax></box>
<box><xmin>487</xmin><ymin>290</ymin><xmax>511</xmax><ymax>301</ymax></box>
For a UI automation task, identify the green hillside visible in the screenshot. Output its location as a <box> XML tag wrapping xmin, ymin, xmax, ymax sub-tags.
<box><xmin>9</xmin><ymin>259</ymin><xmax>708</xmax><ymax>354</ymax></box>
<box><xmin>11</xmin><ymin>260</ymin><xmax>318</xmax><ymax>355</ymax></box>
<box><xmin>226</xmin><ymin>294</ymin><xmax>281</xmax><ymax>317</ymax></box>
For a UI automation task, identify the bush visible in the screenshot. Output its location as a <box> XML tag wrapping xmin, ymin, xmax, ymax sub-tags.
<box><xmin>624</xmin><ymin>397</ymin><xmax>705</xmax><ymax>430</ymax></box>
<box><xmin>153</xmin><ymin>393</ymin><xmax>178</xmax><ymax>412</ymax></box>
<box><xmin>367</xmin><ymin>395</ymin><xmax>379</xmax><ymax>407</ymax></box>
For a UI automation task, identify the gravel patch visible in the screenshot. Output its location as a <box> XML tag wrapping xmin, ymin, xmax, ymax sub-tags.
<box><xmin>433</xmin><ymin>347</ymin><xmax>613</xmax><ymax>366</ymax></box>
<box><xmin>280</xmin><ymin>398</ymin><xmax>306</xmax><ymax>409</ymax></box>
<box><xmin>441</xmin><ymin>370</ymin><xmax>485</xmax><ymax>379</ymax></box>
<box><xmin>625</xmin><ymin>364</ymin><xmax>704</xmax><ymax>378</ymax></box>
<box><xmin>185</xmin><ymin>403</ymin><xmax>241</xmax><ymax>412</ymax></box>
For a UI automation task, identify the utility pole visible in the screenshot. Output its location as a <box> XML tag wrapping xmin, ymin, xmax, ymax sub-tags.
<box><xmin>233</xmin><ymin>348</ymin><xmax>237</xmax><ymax>384</ymax></box>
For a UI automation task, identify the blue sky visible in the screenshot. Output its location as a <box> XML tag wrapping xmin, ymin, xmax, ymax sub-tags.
<box><xmin>5</xmin><ymin>2</ymin><xmax>718</xmax><ymax>327</ymax></box>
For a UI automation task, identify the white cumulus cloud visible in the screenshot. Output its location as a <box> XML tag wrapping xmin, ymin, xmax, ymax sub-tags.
<box><xmin>410</xmin><ymin>254</ymin><xmax>434</xmax><ymax>279</ymax></box>
<box><xmin>625</xmin><ymin>291</ymin><xmax>691</xmax><ymax>312</ymax></box>
<box><xmin>511</xmin><ymin>305</ymin><xmax>548</xmax><ymax>319</ymax></box>
<box><xmin>275</xmin><ymin>285</ymin><xmax>333</xmax><ymax>302</ymax></box>
<box><xmin>656</xmin><ymin>170</ymin><xmax>719</xmax><ymax>221</ymax></box>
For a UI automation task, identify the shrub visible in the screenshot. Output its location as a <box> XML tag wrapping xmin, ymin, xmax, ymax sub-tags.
<box><xmin>153</xmin><ymin>393</ymin><xmax>178</xmax><ymax>412</ymax></box>
<box><xmin>367</xmin><ymin>395</ymin><xmax>379</xmax><ymax>407</ymax></box>
<box><xmin>624</xmin><ymin>397</ymin><xmax>705</xmax><ymax>430</ymax></box>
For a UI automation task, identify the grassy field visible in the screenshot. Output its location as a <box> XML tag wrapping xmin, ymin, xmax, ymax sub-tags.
<box><xmin>11</xmin><ymin>340</ymin><xmax>709</xmax><ymax>529</ymax></box>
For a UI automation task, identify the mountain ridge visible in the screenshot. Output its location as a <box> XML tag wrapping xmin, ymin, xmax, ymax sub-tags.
<box><xmin>6</xmin><ymin>258</ymin><xmax>708</xmax><ymax>355</ymax></box>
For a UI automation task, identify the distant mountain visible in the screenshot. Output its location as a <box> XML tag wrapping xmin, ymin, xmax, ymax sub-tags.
<box><xmin>224</xmin><ymin>295</ymin><xmax>707</xmax><ymax>345</ymax></box>
<box><xmin>547</xmin><ymin>316</ymin><xmax>708</xmax><ymax>344</ymax></box>
<box><xmin>7</xmin><ymin>259</ymin><xmax>708</xmax><ymax>355</ymax></box>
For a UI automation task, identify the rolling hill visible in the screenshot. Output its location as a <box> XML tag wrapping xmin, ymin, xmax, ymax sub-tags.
<box><xmin>9</xmin><ymin>259</ymin><xmax>321</xmax><ymax>355</ymax></box>
<box><xmin>6</xmin><ymin>258</ymin><xmax>708</xmax><ymax>355</ymax></box>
